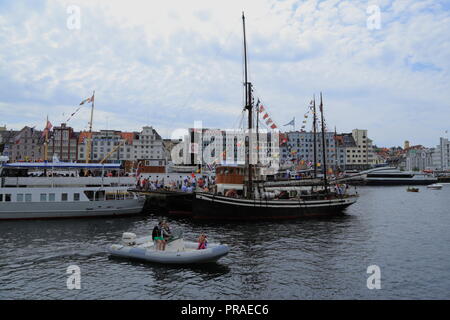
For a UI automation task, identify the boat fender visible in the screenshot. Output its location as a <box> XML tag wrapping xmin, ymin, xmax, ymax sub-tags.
<box><xmin>122</xmin><ymin>232</ymin><xmax>137</xmax><ymax>246</ymax></box>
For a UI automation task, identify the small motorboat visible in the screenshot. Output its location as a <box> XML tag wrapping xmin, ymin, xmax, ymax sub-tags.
<box><xmin>407</xmin><ymin>187</ymin><xmax>419</xmax><ymax>192</ymax></box>
<box><xmin>108</xmin><ymin>231</ymin><xmax>229</xmax><ymax>264</ymax></box>
<box><xmin>427</xmin><ymin>183</ymin><xmax>443</xmax><ymax>190</ymax></box>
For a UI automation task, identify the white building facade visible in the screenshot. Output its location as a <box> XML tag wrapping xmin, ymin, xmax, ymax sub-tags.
<box><xmin>432</xmin><ymin>138</ymin><xmax>450</xmax><ymax>170</ymax></box>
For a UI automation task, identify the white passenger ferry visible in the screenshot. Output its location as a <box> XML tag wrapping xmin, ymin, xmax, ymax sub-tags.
<box><xmin>0</xmin><ymin>162</ymin><xmax>145</xmax><ymax>220</ymax></box>
<box><xmin>364</xmin><ymin>167</ymin><xmax>438</xmax><ymax>185</ymax></box>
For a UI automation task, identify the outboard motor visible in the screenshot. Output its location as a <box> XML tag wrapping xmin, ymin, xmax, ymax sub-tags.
<box><xmin>122</xmin><ymin>232</ymin><xmax>137</xmax><ymax>246</ymax></box>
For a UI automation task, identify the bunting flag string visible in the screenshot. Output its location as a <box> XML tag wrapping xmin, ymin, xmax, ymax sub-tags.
<box><xmin>256</xmin><ymin>100</ymin><xmax>278</xmax><ymax>130</ymax></box>
<box><xmin>66</xmin><ymin>106</ymin><xmax>83</xmax><ymax>123</ymax></box>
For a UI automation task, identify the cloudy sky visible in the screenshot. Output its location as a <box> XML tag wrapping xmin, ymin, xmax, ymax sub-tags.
<box><xmin>0</xmin><ymin>0</ymin><xmax>449</xmax><ymax>147</ymax></box>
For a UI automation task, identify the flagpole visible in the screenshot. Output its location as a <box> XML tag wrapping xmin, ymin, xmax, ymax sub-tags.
<box><xmin>256</xmin><ymin>100</ymin><xmax>260</xmax><ymax>165</ymax></box>
<box><xmin>334</xmin><ymin>126</ymin><xmax>338</xmax><ymax>174</ymax></box>
<box><xmin>86</xmin><ymin>90</ymin><xmax>95</xmax><ymax>165</ymax></box>
<box><xmin>44</xmin><ymin>115</ymin><xmax>48</xmax><ymax>162</ymax></box>
<box><xmin>313</xmin><ymin>95</ymin><xmax>317</xmax><ymax>179</ymax></box>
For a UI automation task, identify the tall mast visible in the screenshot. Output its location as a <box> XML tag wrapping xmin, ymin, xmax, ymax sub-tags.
<box><xmin>242</xmin><ymin>12</ymin><xmax>253</xmax><ymax>198</ymax></box>
<box><xmin>320</xmin><ymin>92</ymin><xmax>328</xmax><ymax>192</ymax></box>
<box><xmin>334</xmin><ymin>126</ymin><xmax>338</xmax><ymax>173</ymax></box>
<box><xmin>44</xmin><ymin>115</ymin><xmax>49</xmax><ymax>162</ymax></box>
<box><xmin>86</xmin><ymin>90</ymin><xmax>95</xmax><ymax>164</ymax></box>
<box><xmin>256</xmin><ymin>99</ymin><xmax>260</xmax><ymax>165</ymax></box>
<box><xmin>312</xmin><ymin>95</ymin><xmax>317</xmax><ymax>179</ymax></box>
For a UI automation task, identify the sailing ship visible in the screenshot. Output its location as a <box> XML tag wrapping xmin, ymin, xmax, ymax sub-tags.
<box><xmin>192</xmin><ymin>13</ymin><xmax>357</xmax><ymax>220</ymax></box>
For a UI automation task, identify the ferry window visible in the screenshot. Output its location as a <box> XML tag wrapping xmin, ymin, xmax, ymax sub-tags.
<box><xmin>17</xmin><ymin>194</ymin><xmax>24</xmax><ymax>202</ymax></box>
<box><xmin>5</xmin><ymin>194</ymin><xmax>11</xmax><ymax>202</ymax></box>
<box><xmin>40</xmin><ymin>194</ymin><xmax>47</xmax><ymax>202</ymax></box>
<box><xmin>62</xmin><ymin>193</ymin><xmax>68</xmax><ymax>201</ymax></box>
<box><xmin>83</xmin><ymin>191</ymin><xmax>94</xmax><ymax>201</ymax></box>
<box><xmin>25</xmin><ymin>194</ymin><xmax>32</xmax><ymax>202</ymax></box>
<box><xmin>106</xmin><ymin>193</ymin><xmax>115</xmax><ymax>200</ymax></box>
<box><xmin>48</xmin><ymin>193</ymin><xmax>55</xmax><ymax>202</ymax></box>
<box><xmin>95</xmin><ymin>191</ymin><xmax>105</xmax><ymax>201</ymax></box>
<box><xmin>0</xmin><ymin>194</ymin><xmax>2</xmax><ymax>202</ymax></box>
<box><xmin>74</xmin><ymin>193</ymin><xmax>80</xmax><ymax>201</ymax></box>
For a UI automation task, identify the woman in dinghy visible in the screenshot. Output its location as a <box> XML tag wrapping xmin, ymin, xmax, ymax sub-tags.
<box><xmin>198</xmin><ymin>233</ymin><xmax>208</xmax><ymax>250</ymax></box>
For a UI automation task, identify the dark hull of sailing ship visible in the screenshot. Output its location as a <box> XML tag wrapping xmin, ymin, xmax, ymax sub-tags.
<box><xmin>167</xmin><ymin>191</ymin><xmax>194</xmax><ymax>216</ymax></box>
<box><xmin>193</xmin><ymin>192</ymin><xmax>356</xmax><ymax>220</ymax></box>
<box><xmin>140</xmin><ymin>190</ymin><xmax>194</xmax><ymax>216</ymax></box>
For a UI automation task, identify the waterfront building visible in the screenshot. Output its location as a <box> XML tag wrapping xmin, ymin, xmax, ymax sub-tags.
<box><xmin>280</xmin><ymin>131</ymin><xmax>341</xmax><ymax>170</ymax></box>
<box><xmin>405</xmin><ymin>147</ymin><xmax>434</xmax><ymax>171</ymax></box>
<box><xmin>279</xmin><ymin>129</ymin><xmax>376</xmax><ymax>171</ymax></box>
<box><xmin>47</xmin><ymin>123</ymin><xmax>79</xmax><ymax>162</ymax></box>
<box><xmin>431</xmin><ymin>138</ymin><xmax>450</xmax><ymax>170</ymax></box>
<box><xmin>132</xmin><ymin>126</ymin><xmax>166</xmax><ymax>166</ymax></box>
<box><xmin>0</xmin><ymin>129</ymin><xmax>18</xmax><ymax>158</ymax></box>
<box><xmin>344</xmin><ymin>129</ymin><xmax>375</xmax><ymax>170</ymax></box>
<box><xmin>78</xmin><ymin>130</ymin><xmax>134</xmax><ymax>163</ymax></box>
<box><xmin>404</xmin><ymin>140</ymin><xmax>410</xmax><ymax>150</ymax></box>
<box><xmin>180</xmin><ymin>128</ymin><xmax>275</xmax><ymax>167</ymax></box>
<box><xmin>5</xmin><ymin>126</ymin><xmax>44</xmax><ymax>162</ymax></box>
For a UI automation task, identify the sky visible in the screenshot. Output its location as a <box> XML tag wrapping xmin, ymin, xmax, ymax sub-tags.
<box><xmin>0</xmin><ymin>0</ymin><xmax>449</xmax><ymax>147</ymax></box>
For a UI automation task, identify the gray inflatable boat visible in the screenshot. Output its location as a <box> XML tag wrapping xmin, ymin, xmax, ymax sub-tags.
<box><xmin>108</xmin><ymin>232</ymin><xmax>229</xmax><ymax>264</ymax></box>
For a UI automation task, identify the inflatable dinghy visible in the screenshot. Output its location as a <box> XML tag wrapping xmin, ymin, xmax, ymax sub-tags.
<box><xmin>108</xmin><ymin>232</ymin><xmax>229</xmax><ymax>264</ymax></box>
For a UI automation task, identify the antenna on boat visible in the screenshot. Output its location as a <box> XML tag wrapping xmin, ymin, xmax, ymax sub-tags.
<box><xmin>242</xmin><ymin>12</ymin><xmax>253</xmax><ymax>199</ymax></box>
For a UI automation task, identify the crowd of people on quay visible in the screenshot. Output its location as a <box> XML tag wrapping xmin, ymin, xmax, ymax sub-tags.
<box><xmin>135</xmin><ymin>175</ymin><xmax>215</xmax><ymax>193</ymax></box>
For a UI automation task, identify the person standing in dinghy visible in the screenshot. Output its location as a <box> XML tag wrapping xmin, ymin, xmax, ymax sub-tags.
<box><xmin>198</xmin><ymin>233</ymin><xmax>208</xmax><ymax>250</ymax></box>
<box><xmin>161</xmin><ymin>221</ymin><xmax>172</xmax><ymax>251</ymax></box>
<box><xmin>152</xmin><ymin>221</ymin><xmax>165</xmax><ymax>250</ymax></box>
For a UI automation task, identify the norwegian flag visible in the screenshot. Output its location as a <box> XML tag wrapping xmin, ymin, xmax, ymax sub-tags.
<box><xmin>80</xmin><ymin>94</ymin><xmax>95</xmax><ymax>105</ymax></box>
<box><xmin>41</xmin><ymin>120</ymin><xmax>53</xmax><ymax>138</ymax></box>
<box><xmin>135</xmin><ymin>161</ymin><xmax>143</xmax><ymax>181</ymax></box>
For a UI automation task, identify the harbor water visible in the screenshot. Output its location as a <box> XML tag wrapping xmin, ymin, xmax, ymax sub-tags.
<box><xmin>0</xmin><ymin>185</ymin><xmax>449</xmax><ymax>299</ymax></box>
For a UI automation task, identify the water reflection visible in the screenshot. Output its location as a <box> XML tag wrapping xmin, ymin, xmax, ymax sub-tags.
<box><xmin>1</xmin><ymin>186</ymin><xmax>450</xmax><ymax>299</ymax></box>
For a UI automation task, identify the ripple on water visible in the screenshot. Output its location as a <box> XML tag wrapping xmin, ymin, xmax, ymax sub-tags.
<box><xmin>1</xmin><ymin>186</ymin><xmax>450</xmax><ymax>299</ymax></box>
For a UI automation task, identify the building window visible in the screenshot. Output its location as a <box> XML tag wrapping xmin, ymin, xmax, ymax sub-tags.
<box><xmin>49</xmin><ymin>193</ymin><xmax>56</xmax><ymax>202</ymax></box>
<box><xmin>62</xmin><ymin>193</ymin><xmax>68</xmax><ymax>201</ymax></box>
<box><xmin>40</xmin><ymin>194</ymin><xmax>47</xmax><ymax>202</ymax></box>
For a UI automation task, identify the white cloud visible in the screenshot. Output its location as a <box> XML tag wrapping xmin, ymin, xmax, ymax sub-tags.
<box><xmin>0</xmin><ymin>0</ymin><xmax>449</xmax><ymax>147</ymax></box>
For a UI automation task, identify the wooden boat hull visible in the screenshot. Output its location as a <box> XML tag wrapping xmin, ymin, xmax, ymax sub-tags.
<box><xmin>193</xmin><ymin>193</ymin><xmax>356</xmax><ymax>220</ymax></box>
